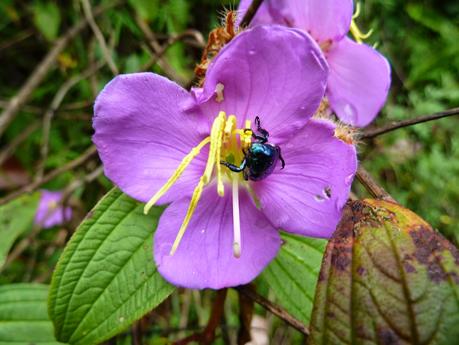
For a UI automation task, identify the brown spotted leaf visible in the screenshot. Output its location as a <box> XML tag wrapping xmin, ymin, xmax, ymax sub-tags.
<box><xmin>309</xmin><ymin>199</ymin><xmax>459</xmax><ymax>345</ymax></box>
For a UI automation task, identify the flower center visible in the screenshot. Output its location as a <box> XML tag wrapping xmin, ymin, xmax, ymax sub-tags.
<box><xmin>144</xmin><ymin>111</ymin><xmax>253</xmax><ymax>257</ymax></box>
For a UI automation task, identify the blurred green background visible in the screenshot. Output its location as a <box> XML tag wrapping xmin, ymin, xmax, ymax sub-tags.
<box><xmin>0</xmin><ymin>0</ymin><xmax>458</xmax><ymax>343</ymax></box>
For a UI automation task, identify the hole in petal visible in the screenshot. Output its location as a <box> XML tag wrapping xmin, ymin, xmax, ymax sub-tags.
<box><xmin>314</xmin><ymin>194</ymin><xmax>325</xmax><ymax>202</ymax></box>
<box><xmin>323</xmin><ymin>186</ymin><xmax>332</xmax><ymax>199</ymax></box>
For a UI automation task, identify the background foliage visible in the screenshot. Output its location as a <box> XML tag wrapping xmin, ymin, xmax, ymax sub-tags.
<box><xmin>0</xmin><ymin>0</ymin><xmax>458</xmax><ymax>344</ymax></box>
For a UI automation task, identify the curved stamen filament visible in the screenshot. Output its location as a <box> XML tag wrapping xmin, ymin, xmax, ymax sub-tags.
<box><xmin>350</xmin><ymin>21</ymin><xmax>373</xmax><ymax>43</ymax></box>
<box><xmin>350</xmin><ymin>2</ymin><xmax>373</xmax><ymax>43</ymax></box>
<box><xmin>170</xmin><ymin>111</ymin><xmax>226</xmax><ymax>255</ymax></box>
<box><xmin>170</xmin><ymin>175</ymin><xmax>205</xmax><ymax>255</ymax></box>
<box><xmin>232</xmin><ymin>178</ymin><xmax>241</xmax><ymax>258</ymax></box>
<box><xmin>144</xmin><ymin>136</ymin><xmax>211</xmax><ymax>215</ymax></box>
<box><xmin>352</xmin><ymin>2</ymin><xmax>361</xmax><ymax>19</ymax></box>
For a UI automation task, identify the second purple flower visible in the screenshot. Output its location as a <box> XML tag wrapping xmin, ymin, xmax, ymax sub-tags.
<box><xmin>239</xmin><ymin>0</ymin><xmax>392</xmax><ymax>127</ymax></box>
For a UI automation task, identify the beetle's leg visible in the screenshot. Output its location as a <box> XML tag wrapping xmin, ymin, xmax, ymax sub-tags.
<box><xmin>244</xmin><ymin>128</ymin><xmax>267</xmax><ymax>143</ymax></box>
<box><xmin>254</xmin><ymin>116</ymin><xmax>269</xmax><ymax>143</ymax></box>
<box><xmin>221</xmin><ymin>159</ymin><xmax>247</xmax><ymax>173</ymax></box>
<box><xmin>243</xmin><ymin>170</ymin><xmax>249</xmax><ymax>181</ymax></box>
<box><xmin>244</xmin><ymin>117</ymin><xmax>269</xmax><ymax>143</ymax></box>
<box><xmin>276</xmin><ymin>146</ymin><xmax>286</xmax><ymax>169</ymax></box>
<box><xmin>251</xmin><ymin>132</ymin><xmax>268</xmax><ymax>143</ymax></box>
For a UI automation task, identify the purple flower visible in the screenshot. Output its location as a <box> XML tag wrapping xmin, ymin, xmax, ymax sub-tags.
<box><xmin>34</xmin><ymin>190</ymin><xmax>72</xmax><ymax>229</ymax></box>
<box><xmin>93</xmin><ymin>25</ymin><xmax>357</xmax><ymax>289</ymax></box>
<box><xmin>239</xmin><ymin>0</ymin><xmax>391</xmax><ymax>127</ymax></box>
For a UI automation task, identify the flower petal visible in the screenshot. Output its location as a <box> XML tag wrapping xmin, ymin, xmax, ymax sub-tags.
<box><xmin>35</xmin><ymin>190</ymin><xmax>72</xmax><ymax>229</ymax></box>
<box><xmin>276</xmin><ymin>0</ymin><xmax>353</xmax><ymax>43</ymax></box>
<box><xmin>154</xmin><ymin>187</ymin><xmax>280</xmax><ymax>289</ymax></box>
<box><xmin>194</xmin><ymin>25</ymin><xmax>328</xmax><ymax>143</ymax></box>
<box><xmin>326</xmin><ymin>37</ymin><xmax>391</xmax><ymax>127</ymax></box>
<box><xmin>93</xmin><ymin>73</ymin><xmax>209</xmax><ymax>204</ymax></box>
<box><xmin>238</xmin><ymin>0</ymin><xmax>353</xmax><ymax>43</ymax></box>
<box><xmin>252</xmin><ymin>119</ymin><xmax>357</xmax><ymax>238</ymax></box>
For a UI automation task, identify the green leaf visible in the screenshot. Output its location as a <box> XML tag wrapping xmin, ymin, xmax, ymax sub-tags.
<box><xmin>0</xmin><ymin>284</ymin><xmax>64</xmax><ymax>344</ymax></box>
<box><xmin>0</xmin><ymin>192</ymin><xmax>40</xmax><ymax>270</ymax></box>
<box><xmin>48</xmin><ymin>189</ymin><xmax>175</xmax><ymax>345</ymax></box>
<box><xmin>32</xmin><ymin>1</ymin><xmax>61</xmax><ymax>41</ymax></box>
<box><xmin>128</xmin><ymin>0</ymin><xmax>159</xmax><ymax>22</ymax></box>
<box><xmin>260</xmin><ymin>232</ymin><xmax>326</xmax><ymax>325</ymax></box>
<box><xmin>309</xmin><ymin>200</ymin><xmax>459</xmax><ymax>345</ymax></box>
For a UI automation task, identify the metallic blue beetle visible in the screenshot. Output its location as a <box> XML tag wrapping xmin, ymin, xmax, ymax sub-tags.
<box><xmin>221</xmin><ymin>116</ymin><xmax>285</xmax><ymax>181</ymax></box>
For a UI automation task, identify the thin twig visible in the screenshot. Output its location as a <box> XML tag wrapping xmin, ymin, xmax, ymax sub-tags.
<box><xmin>237</xmin><ymin>287</ymin><xmax>254</xmax><ymax>345</ymax></box>
<box><xmin>139</xmin><ymin>30</ymin><xmax>203</xmax><ymax>72</ymax></box>
<box><xmin>174</xmin><ymin>289</ymin><xmax>228</xmax><ymax>345</ymax></box>
<box><xmin>0</xmin><ymin>121</ymin><xmax>40</xmax><ymax>165</ymax></box>
<box><xmin>361</xmin><ymin>107</ymin><xmax>459</xmax><ymax>139</ymax></box>
<box><xmin>0</xmin><ymin>2</ymin><xmax>118</xmax><ymax>139</ymax></box>
<box><xmin>167</xmin><ymin>30</ymin><xmax>205</xmax><ymax>49</ymax></box>
<box><xmin>62</xmin><ymin>165</ymin><xmax>104</xmax><ymax>201</ymax></box>
<box><xmin>36</xmin><ymin>61</ymin><xmax>105</xmax><ymax>180</ymax></box>
<box><xmin>80</xmin><ymin>0</ymin><xmax>118</xmax><ymax>75</ymax></box>
<box><xmin>88</xmin><ymin>37</ymin><xmax>100</xmax><ymax>98</ymax></box>
<box><xmin>135</xmin><ymin>16</ymin><xmax>187</xmax><ymax>85</ymax></box>
<box><xmin>0</xmin><ymin>29</ymin><xmax>34</xmax><ymax>51</ymax></box>
<box><xmin>239</xmin><ymin>0</ymin><xmax>264</xmax><ymax>28</ymax></box>
<box><xmin>0</xmin><ymin>100</ymin><xmax>41</xmax><ymax>114</ymax></box>
<box><xmin>0</xmin><ymin>146</ymin><xmax>97</xmax><ymax>205</ymax></box>
<box><xmin>0</xmin><ymin>100</ymin><xmax>92</xmax><ymax>114</ymax></box>
<box><xmin>235</xmin><ymin>285</ymin><xmax>310</xmax><ymax>336</ymax></box>
<box><xmin>355</xmin><ymin>166</ymin><xmax>396</xmax><ymax>202</ymax></box>
<box><xmin>61</xmin><ymin>100</ymin><xmax>92</xmax><ymax>111</ymax></box>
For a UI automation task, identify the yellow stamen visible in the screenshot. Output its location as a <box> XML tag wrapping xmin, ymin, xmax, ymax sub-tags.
<box><xmin>170</xmin><ymin>112</ymin><xmax>227</xmax><ymax>255</ymax></box>
<box><xmin>143</xmin><ymin>136</ymin><xmax>211</xmax><ymax>215</ymax></box>
<box><xmin>219</xmin><ymin>115</ymin><xmax>237</xmax><ymax>193</ymax></box>
<box><xmin>350</xmin><ymin>21</ymin><xmax>373</xmax><ymax>43</ymax></box>
<box><xmin>352</xmin><ymin>2</ymin><xmax>361</xmax><ymax>19</ymax></box>
<box><xmin>350</xmin><ymin>2</ymin><xmax>373</xmax><ymax>44</ymax></box>
<box><xmin>170</xmin><ymin>175</ymin><xmax>205</xmax><ymax>256</ymax></box>
<box><xmin>242</xmin><ymin>119</ymin><xmax>252</xmax><ymax>150</ymax></box>
<box><xmin>203</xmin><ymin>111</ymin><xmax>226</xmax><ymax>182</ymax></box>
<box><xmin>224</xmin><ymin>115</ymin><xmax>237</xmax><ymax>143</ymax></box>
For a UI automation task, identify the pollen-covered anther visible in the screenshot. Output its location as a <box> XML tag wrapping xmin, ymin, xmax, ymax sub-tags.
<box><xmin>215</xmin><ymin>83</ymin><xmax>225</xmax><ymax>102</ymax></box>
